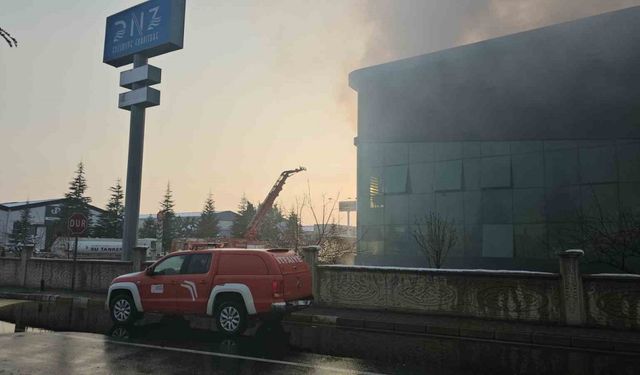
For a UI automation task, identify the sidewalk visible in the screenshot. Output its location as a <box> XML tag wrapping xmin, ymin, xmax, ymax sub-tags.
<box><xmin>2</xmin><ymin>287</ymin><xmax>639</xmax><ymax>353</ymax></box>
<box><xmin>288</xmin><ymin>306</ymin><xmax>640</xmax><ymax>353</ymax></box>
<box><xmin>0</xmin><ymin>287</ymin><xmax>106</xmax><ymax>306</ymax></box>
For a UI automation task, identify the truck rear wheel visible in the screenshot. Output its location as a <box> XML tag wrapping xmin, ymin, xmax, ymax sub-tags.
<box><xmin>215</xmin><ymin>300</ymin><xmax>247</xmax><ymax>336</ymax></box>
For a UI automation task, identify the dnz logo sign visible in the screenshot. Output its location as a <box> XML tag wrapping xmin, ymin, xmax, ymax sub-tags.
<box><xmin>113</xmin><ymin>6</ymin><xmax>162</xmax><ymax>43</ymax></box>
<box><xmin>103</xmin><ymin>0</ymin><xmax>185</xmax><ymax>67</ymax></box>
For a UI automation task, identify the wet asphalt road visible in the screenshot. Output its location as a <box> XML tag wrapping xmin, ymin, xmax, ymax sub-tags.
<box><xmin>1</xmin><ymin>299</ymin><xmax>639</xmax><ymax>375</ymax></box>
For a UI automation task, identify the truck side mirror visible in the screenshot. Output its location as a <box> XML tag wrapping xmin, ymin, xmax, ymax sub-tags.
<box><xmin>145</xmin><ymin>267</ymin><xmax>154</xmax><ymax>276</ymax></box>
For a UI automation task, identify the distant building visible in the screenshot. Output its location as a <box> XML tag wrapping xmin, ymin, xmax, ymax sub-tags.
<box><xmin>0</xmin><ymin>198</ymin><xmax>106</xmax><ymax>252</ymax></box>
<box><xmin>350</xmin><ymin>7</ymin><xmax>640</xmax><ymax>271</ymax></box>
<box><xmin>138</xmin><ymin>210</ymin><xmax>239</xmax><ymax>238</ymax></box>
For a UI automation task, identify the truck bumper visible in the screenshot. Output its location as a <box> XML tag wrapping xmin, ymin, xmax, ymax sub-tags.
<box><xmin>270</xmin><ymin>299</ymin><xmax>313</xmax><ymax>314</ymax></box>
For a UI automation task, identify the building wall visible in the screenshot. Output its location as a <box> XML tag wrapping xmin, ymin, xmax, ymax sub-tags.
<box><xmin>351</xmin><ymin>8</ymin><xmax>640</xmax><ymax>271</ymax></box>
<box><xmin>0</xmin><ymin>204</ymin><xmax>102</xmax><ymax>252</ymax></box>
<box><xmin>357</xmin><ymin>139</ymin><xmax>640</xmax><ymax>271</ymax></box>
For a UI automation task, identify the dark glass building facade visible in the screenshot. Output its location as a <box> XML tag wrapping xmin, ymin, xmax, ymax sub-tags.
<box><xmin>350</xmin><ymin>7</ymin><xmax>640</xmax><ymax>271</ymax></box>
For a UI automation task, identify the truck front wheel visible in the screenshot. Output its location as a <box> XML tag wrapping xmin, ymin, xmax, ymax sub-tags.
<box><xmin>110</xmin><ymin>293</ymin><xmax>138</xmax><ymax>325</ymax></box>
<box><xmin>215</xmin><ymin>300</ymin><xmax>247</xmax><ymax>336</ymax></box>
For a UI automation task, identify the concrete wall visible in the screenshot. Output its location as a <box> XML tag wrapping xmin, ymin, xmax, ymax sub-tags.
<box><xmin>0</xmin><ymin>247</ymin><xmax>148</xmax><ymax>293</ymax></box>
<box><xmin>583</xmin><ymin>274</ymin><xmax>640</xmax><ymax>330</ymax></box>
<box><xmin>22</xmin><ymin>259</ymin><xmax>133</xmax><ymax>292</ymax></box>
<box><xmin>0</xmin><ymin>257</ymin><xmax>20</xmax><ymax>286</ymax></box>
<box><xmin>317</xmin><ymin>265</ymin><xmax>562</xmax><ymax>324</ymax></box>
<box><xmin>301</xmin><ymin>247</ymin><xmax>640</xmax><ymax>331</ymax></box>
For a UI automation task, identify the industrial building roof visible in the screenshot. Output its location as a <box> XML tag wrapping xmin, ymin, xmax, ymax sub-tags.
<box><xmin>350</xmin><ymin>6</ymin><xmax>640</xmax><ymax>143</ymax></box>
<box><xmin>0</xmin><ymin>198</ymin><xmax>106</xmax><ymax>213</ymax></box>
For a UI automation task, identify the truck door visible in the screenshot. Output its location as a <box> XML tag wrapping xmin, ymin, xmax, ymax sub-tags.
<box><xmin>175</xmin><ymin>253</ymin><xmax>214</xmax><ymax>314</ymax></box>
<box><xmin>139</xmin><ymin>254</ymin><xmax>188</xmax><ymax>313</ymax></box>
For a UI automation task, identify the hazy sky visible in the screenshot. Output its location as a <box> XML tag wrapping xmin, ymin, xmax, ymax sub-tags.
<box><xmin>2</xmin><ymin>0</ymin><xmax>639</xmax><ymax>224</ymax></box>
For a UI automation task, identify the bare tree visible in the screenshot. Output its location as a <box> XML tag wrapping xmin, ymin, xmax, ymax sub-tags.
<box><xmin>548</xmin><ymin>192</ymin><xmax>640</xmax><ymax>274</ymax></box>
<box><xmin>412</xmin><ymin>212</ymin><xmax>457</xmax><ymax>269</ymax></box>
<box><xmin>0</xmin><ymin>27</ymin><xmax>17</xmax><ymax>47</ymax></box>
<box><xmin>304</xmin><ymin>183</ymin><xmax>359</xmax><ymax>264</ymax></box>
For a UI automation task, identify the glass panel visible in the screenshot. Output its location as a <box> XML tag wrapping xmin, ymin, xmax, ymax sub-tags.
<box><xmin>617</xmin><ymin>142</ymin><xmax>640</xmax><ymax>182</ymax></box>
<box><xmin>383</xmin><ymin>143</ymin><xmax>408</xmax><ymax>166</ymax></box>
<box><xmin>464</xmin><ymin>225</ymin><xmax>482</xmax><ymax>257</ymax></box>
<box><xmin>463</xmin><ymin>159</ymin><xmax>481</xmax><ymax>190</ymax></box>
<box><xmin>360</xmin><ymin>225</ymin><xmax>384</xmax><ymax>241</ymax></box>
<box><xmin>513</xmin><ymin>188</ymin><xmax>545</xmax><ymax>224</ymax></box>
<box><xmin>481</xmin><ymin>142</ymin><xmax>510</xmax><ymax>156</ymax></box>
<box><xmin>464</xmin><ymin>191</ymin><xmax>482</xmax><ymax>226</ymax></box>
<box><xmin>580</xmin><ymin>184</ymin><xmax>619</xmax><ymax>220</ymax></box>
<box><xmin>545</xmin><ymin>148</ymin><xmax>579</xmax><ymax>187</ymax></box>
<box><xmin>512</xmin><ymin>153</ymin><xmax>544</xmax><ymax>188</ymax></box>
<box><xmin>514</xmin><ymin>224</ymin><xmax>548</xmax><ymax>259</ymax></box>
<box><xmin>359</xmin><ymin>241</ymin><xmax>384</xmax><ymax>256</ymax></box>
<box><xmin>482</xmin><ymin>224</ymin><xmax>514</xmax><ymax>258</ymax></box>
<box><xmin>547</xmin><ymin>222</ymin><xmax>583</xmax><ymax>252</ymax></box>
<box><xmin>385</xmin><ymin>225</ymin><xmax>410</xmax><ymax>255</ymax></box>
<box><xmin>434</xmin><ymin>142</ymin><xmax>462</xmax><ymax>161</ymax></box>
<box><xmin>409</xmin><ymin>142</ymin><xmax>435</xmax><ymax>163</ymax></box>
<box><xmin>463</xmin><ymin>142</ymin><xmax>482</xmax><ymax>158</ymax></box>
<box><xmin>510</xmin><ymin>141</ymin><xmax>543</xmax><ymax>154</ymax></box>
<box><xmin>449</xmin><ymin>224</ymin><xmax>465</xmax><ymax>258</ymax></box>
<box><xmin>408</xmin><ymin>194</ymin><xmax>435</xmax><ymax>224</ymax></box>
<box><xmin>580</xmin><ymin>140</ymin><xmax>613</xmax><ymax>148</ymax></box>
<box><xmin>384</xmin><ymin>194</ymin><xmax>409</xmax><ymax>225</ymax></box>
<box><xmin>359</xmin><ymin>204</ymin><xmax>383</xmax><ymax>226</ymax></box>
<box><xmin>435</xmin><ymin>192</ymin><xmax>464</xmax><ymax>224</ymax></box>
<box><xmin>409</xmin><ymin>163</ymin><xmax>434</xmax><ymax>193</ymax></box>
<box><xmin>545</xmin><ymin>186</ymin><xmax>581</xmax><ymax>223</ymax></box>
<box><xmin>359</xmin><ymin>143</ymin><xmax>384</xmax><ymax>167</ymax></box>
<box><xmin>620</xmin><ymin>183</ymin><xmax>640</xmax><ymax>215</ymax></box>
<box><xmin>544</xmin><ymin>140</ymin><xmax>577</xmax><ymax>151</ymax></box>
<box><xmin>579</xmin><ymin>145</ymin><xmax>617</xmax><ymax>183</ymax></box>
<box><xmin>481</xmin><ymin>156</ymin><xmax>511</xmax><ymax>188</ymax></box>
<box><xmin>368</xmin><ymin>167</ymin><xmax>383</xmax><ymax>208</ymax></box>
<box><xmin>482</xmin><ymin>189</ymin><xmax>513</xmax><ymax>224</ymax></box>
<box><xmin>384</xmin><ymin>165</ymin><xmax>408</xmax><ymax>194</ymax></box>
<box><xmin>434</xmin><ymin>160</ymin><xmax>462</xmax><ymax>191</ymax></box>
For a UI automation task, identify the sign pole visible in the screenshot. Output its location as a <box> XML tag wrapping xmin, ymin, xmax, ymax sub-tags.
<box><xmin>71</xmin><ymin>235</ymin><xmax>78</xmax><ymax>291</ymax></box>
<box><xmin>68</xmin><ymin>212</ymin><xmax>87</xmax><ymax>290</ymax></box>
<box><xmin>104</xmin><ymin>0</ymin><xmax>186</xmax><ymax>260</ymax></box>
<box><xmin>121</xmin><ymin>53</ymin><xmax>148</xmax><ymax>261</ymax></box>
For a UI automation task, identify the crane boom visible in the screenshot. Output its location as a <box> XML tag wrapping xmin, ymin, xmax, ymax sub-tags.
<box><xmin>244</xmin><ymin>166</ymin><xmax>306</xmax><ymax>241</ymax></box>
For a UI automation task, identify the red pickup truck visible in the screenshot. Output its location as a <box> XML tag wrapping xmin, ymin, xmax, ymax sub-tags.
<box><xmin>106</xmin><ymin>248</ymin><xmax>313</xmax><ymax>335</ymax></box>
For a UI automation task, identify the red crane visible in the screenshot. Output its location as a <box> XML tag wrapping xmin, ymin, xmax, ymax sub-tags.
<box><xmin>244</xmin><ymin>167</ymin><xmax>306</xmax><ymax>241</ymax></box>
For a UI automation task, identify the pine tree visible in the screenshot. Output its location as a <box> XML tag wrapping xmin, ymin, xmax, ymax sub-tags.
<box><xmin>138</xmin><ymin>215</ymin><xmax>158</xmax><ymax>239</ymax></box>
<box><xmin>56</xmin><ymin>162</ymin><xmax>92</xmax><ymax>239</ymax></box>
<box><xmin>231</xmin><ymin>195</ymin><xmax>256</xmax><ymax>238</ymax></box>
<box><xmin>175</xmin><ymin>216</ymin><xmax>199</xmax><ymax>238</ymax></box>
<box><xmin>197</xmin><ymin>192</ymin><xmax>219</xmax><ymax>238</ymax></box>
<box><xmin>95</xmin><ymin>179</ymin><xmax>124</xmax><ymax>238</ymax></box>
<box><xmin>159</xmin><ymin>182</ymin><xmax>176</xmax><ymax>251</ymax></box>
<box><xmin>9</xmin><ymin>203</ymin><xmax>32</xmax><ymax>253</ymax></box>
<box><xmin>284</xmin><ymin>209</ymin><xmax>303</xmax><ymax>250</ymax></box>
<box><xmin>258</xmin><ymin>204</ymin><xmax>285</xmax><ymax>245</ymax></box>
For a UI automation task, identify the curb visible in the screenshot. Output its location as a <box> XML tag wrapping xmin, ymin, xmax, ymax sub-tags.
<box><xmin>286</xmin><ymin>312</ymin><xmax>640</xmax><ymax>354</ymax></box>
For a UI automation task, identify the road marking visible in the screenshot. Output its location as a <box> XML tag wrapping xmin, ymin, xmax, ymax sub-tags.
<box><xmin>59</xmin><ymin>332</ymin><xmax>387</xmax><ymax>375</ymax></box>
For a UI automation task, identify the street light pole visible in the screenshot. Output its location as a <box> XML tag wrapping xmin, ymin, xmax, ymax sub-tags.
<box><xmin>121</xmin><ymin>54</ymin><xmax>148</xmax><ymax>261</ymax></box>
